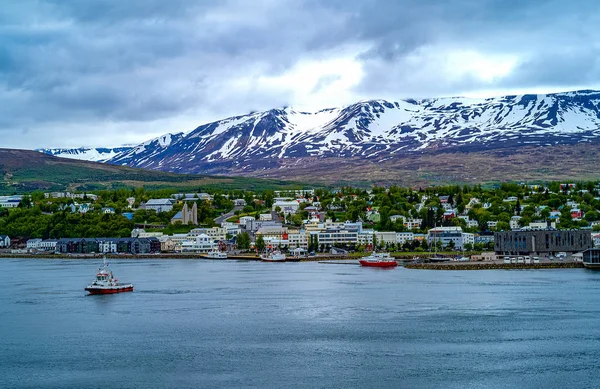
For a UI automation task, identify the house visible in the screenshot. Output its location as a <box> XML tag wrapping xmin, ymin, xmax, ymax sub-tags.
<box><xmin>26</xmin><ymin>238</ymin><xmax>43</xmax><ymax>250</ymax></box>
<box><xmin>233</xmin><ymin>199</ymin><xmax>246</xmax><ymax>206</ymax></box>
<box><xmin>549</xmin><ymin>210</ymin><xmax>561</xmax><ymax>219</ymax></box>
<box><xmin>0</xmin><ymin>235</ymin><xmax>11</xmax><ymax>248</ymax></box>
<box><xmin>98</xmin><ymin>238</ymin><xmax>119</xmax><ymax>253</ymax></box>
<box><xmin>40</xmin><ymin>239</ymin><xmax>58</xmax><ymax>251</ymax></box>
<box><xmin>259</xmin><ymin>213</ymin><xmax>273</xmax><ymax>221</ymax></box>
<box><xmin>571</xmin><ymin>209</ymin><xmax>583</xmax><ymax>219</ymax></box>
<box><xmin>403</xmin><ymin>218</ymin><xmax>423</xmax><ymax>230</ymax></box>
<box><xmin>158</xmin><ymin>236</ymin><xmax>177</xmax><ymax>252</ymax></box>
<box><xmin>102</xmin><ymin>207</ymin><xmax>115</xmax><ymax>214</ymax></box>
<box><xmin>503</xmin><ymin>196</ymin><xmax>518</xmax><ymax>202</ymax></box>
<box><xmin>509</xmin><ymin>216</ymin><xmax>522</xmax><ymax>230</ymax></box>
<box><xmin>439</xmin><ymin>195</ymin><xmax>449</xmax><ymax>203</ymax></box>
<box><xmin>443</xmin><ymin>210</ymin><xmax>456</xmax><ymax>220</ymax></box>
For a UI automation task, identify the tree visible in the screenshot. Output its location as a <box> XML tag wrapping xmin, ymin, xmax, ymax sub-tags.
<box><xmin>463</xmin><ymin>242</ymin><xmax>473</xmax><ymax>251</ymax></box>
<box><xmin>237</xmin><ymin>232</ymin><xmax>250</xmax><ymax>250</ymax></box>
<box><xmin>447</xmin><ymin>239</ymin><xmax>455</xmax><ymax>250</ymax></box>
<box><xmin>255</xmin><ymin>235</ymin><xmax>266</xmax><ymax>252</ymax></box>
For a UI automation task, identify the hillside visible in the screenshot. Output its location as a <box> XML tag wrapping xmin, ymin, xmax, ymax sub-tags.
<box><xmin>0</xmin><ymin>149</ymin><xmax>306</xmax><ymax>193</ymax></box>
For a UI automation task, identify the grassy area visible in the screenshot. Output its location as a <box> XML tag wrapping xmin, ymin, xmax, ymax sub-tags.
<box><xmin>0</xmin><ymin>149</ymin><xmax>310</xmax><ymax>194</ymax></box>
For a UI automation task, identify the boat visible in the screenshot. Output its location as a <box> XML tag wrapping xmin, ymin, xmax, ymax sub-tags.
<box><xmin>261</xmin><ymin>250</ymin><xmax>286</xmax><ymax>262</ymax></box>
<box><xmin>359</xmin><ymin>252</ymin><xmax>398</xmax><ymax>267</ymax></box>
<box><xmin>85</xmin><ymin>260</ymin><xmax>133</xmax><ymax>295</ymax></box>
<box><xmin>206</xmin><ymin>248</ymin><xmax>228</xmax><ymax>259</ymax></box>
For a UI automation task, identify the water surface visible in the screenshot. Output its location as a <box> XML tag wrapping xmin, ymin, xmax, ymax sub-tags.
<box><xmin>2</xmin><ymin>258</ymin><xmax>600</xmax><ymax>388</ymax></box>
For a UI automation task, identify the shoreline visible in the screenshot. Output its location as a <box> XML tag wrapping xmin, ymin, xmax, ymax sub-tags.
<box><xmin>404</xmin><ymin>261</ymin><xmax>584</xmax><ymax>270</ymax></box>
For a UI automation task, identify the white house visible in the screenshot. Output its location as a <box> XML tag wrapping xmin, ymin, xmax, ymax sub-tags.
<box><xmin>0</xmin><ymin>235</ymin><xmax>10</xmax><ymax>248</ymax></box>
<box><xmin>40</xmin><ymin>239</ymin><xmax>58</xmax><ymax>251</ymax></box>
<box><xmin>27</xmin><ymin>238</ymin><xmax>43</xmax><ymax>250</ymax></box>
<box><xmin>259</xmin><ymin>213</ymin><xmax>273</xmax><ymax>221</ymax></box>
<box><xmin>510</xmin><ymin>216</ymin><xmax>522</xmax><ymax>230</ymax></box>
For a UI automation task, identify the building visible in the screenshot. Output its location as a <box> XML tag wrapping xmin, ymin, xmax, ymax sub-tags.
<box><xmin>188</xmin><ymin>227</ymin><xmax>226</xmax><ymax>242</ymax></box>
<box><xmin>396</xmin><ymin>232</ymin><xmax>415</xmax><ymax>245</ymax></box>
<box><xmin>494</xmin><ymin>230</ymin><xmax>592</xmax><ymax>256</ymax></box>
<box><xmin>171</xmin><ymin>202</ymin><xmax>198</xmax><ymax>225</ymax></box>
<box><xmin>427</xmin><ymin>227</ymin><xmax>474</xmax><ymax>250</ymax></box>
<box><xmin>26</xmin><ymin>238</ymin><xmax>43</xmax><ymax>250</ymax></box>
<box><xmin>144</xmin><ymin>199</ymin><xmax>174</xmax><ymax>213</ymax></box>
<box><xmin>0</xmin><ymin>196</ymin><xmax>21</xmax><ymax>208</ymax></box>
<box><xmin>374</xmin><ymin>231</ymin><xmax>398</xmax><ymax>245</ymax></box>
<box><xmin>317</xmin><ymin>229</ymin><xmax>358</xmax><ymax>247</ymax></box>
<box><xmin>181</xmin><ymin>234</ymin><xmax>215</xmax><ymax>253</ymax></box>
<box><xmin>509</xmin><ymin>216</ymin><xmax>522</xmax><ymax>230</ymax></box>
<box><xmin>272</xmin><ymin>200</ymin><xmax>300</xmax><ymax>215</ymax></box>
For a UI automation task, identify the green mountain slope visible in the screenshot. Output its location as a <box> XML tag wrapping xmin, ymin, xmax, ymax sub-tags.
<box><xmin>0</xmin><ymin>149</ymin><xmax>306</xmax><ymax>193</ymax></box>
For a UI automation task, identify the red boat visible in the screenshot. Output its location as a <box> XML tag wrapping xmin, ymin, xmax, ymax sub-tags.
<box><xmin>359</xmin><ymin>252</ymin><xmax>398</xmax><ymax>268</ymax></box>
<box><xmin>85</xmin><ymin>260</ymin><xmax>133</xmax><ymax>295</ymax></box>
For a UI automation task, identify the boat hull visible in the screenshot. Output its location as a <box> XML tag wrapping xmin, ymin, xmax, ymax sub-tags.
<box><xmin>85</xmin><ymin>285</ymin><xmax>134</xmax><ymax>294</ymax></box>
<box><xmin>261</xmin><ymin>259</ymin><xmax>286</xmax><ymax>262</ymax></box>
<box><xmin>583</xmin><ymin>262</ymin><xmax>600</xmax><ymax>270</ymax></box>
<box><xmin>359</xmin><ymin>260</ymin><xmax>398</xmax><ymax>268</ymax></box>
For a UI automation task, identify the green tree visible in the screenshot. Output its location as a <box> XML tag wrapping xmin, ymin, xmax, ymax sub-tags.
<box><xmin>237</xmin><ymin>232</ymin><xmax>250</xmax><ymax>250</ymax></box>
<box><xmin>255</xmin><ymin>234</ymin><xmax>266</xmax><ymax>252</ymax></box>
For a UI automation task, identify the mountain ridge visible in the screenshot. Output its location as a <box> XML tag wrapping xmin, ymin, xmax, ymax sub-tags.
<box><xmin>34</xmin><ymin>89</ymin><xmax>600</xmax><ymax>184</ymax></box>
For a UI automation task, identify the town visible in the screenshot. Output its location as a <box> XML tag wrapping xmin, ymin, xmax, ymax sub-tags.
<box><xmin>2</xmin><ymin>182</ymin><xmax>600</xmax><ymax>261</ymax></box>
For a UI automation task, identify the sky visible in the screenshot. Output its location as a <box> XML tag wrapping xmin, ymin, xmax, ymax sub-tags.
<box><xmin>2</xmin><ymin>0</ymin><xmax>600</xmax><ymax>149</ymax></box>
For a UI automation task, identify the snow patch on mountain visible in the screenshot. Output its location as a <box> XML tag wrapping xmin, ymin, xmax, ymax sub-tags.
<box><xmin>103</xmin><ymin>90</ymin><xmax>600</xmax><ymax>174</ymax></box>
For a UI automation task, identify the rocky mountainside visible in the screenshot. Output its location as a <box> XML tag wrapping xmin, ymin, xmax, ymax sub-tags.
<box><xmin>107</xmin><ymin>90</ymin><xmax>600</xmax><ymax>176</ymax></box>
<box><xmin>36</xmin><ymin>146</ymin><xmax>134</xmax><ymax>162</ymax></box>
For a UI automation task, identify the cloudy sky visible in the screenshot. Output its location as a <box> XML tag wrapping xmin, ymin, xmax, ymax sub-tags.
<box><xmin>2</xmin><ymin>0</ymin><xmax>600</xmax><ymax>149</ymax></box>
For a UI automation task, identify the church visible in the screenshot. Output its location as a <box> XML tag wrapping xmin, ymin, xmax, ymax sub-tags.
<box><xmin>170</xmin><ymin>202</ymin><xmax>198</xmax><ymax>225</ymax></box>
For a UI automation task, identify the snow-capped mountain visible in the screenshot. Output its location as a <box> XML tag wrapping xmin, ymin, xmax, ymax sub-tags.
<box><xmin>108</xmin><ymin>90</ymin><xmax>600</xmax><ymax>174</ymax></box>
<box><xmin>36</xmin><ymin>146</ymin><xmax>134</xmax><ymax>162</ymax></box>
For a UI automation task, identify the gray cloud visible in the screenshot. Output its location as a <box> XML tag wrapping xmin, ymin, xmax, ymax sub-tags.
<box><xmin>1</xmin><ymin>0</ymin><xmax>599</xmax><ymax>148</ymax></box>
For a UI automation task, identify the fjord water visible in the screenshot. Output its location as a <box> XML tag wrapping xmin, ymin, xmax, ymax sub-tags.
<box><xmin>2</xmin><ymin>259</ymin><xmax>600</xmax><ymax>389</ymax></box>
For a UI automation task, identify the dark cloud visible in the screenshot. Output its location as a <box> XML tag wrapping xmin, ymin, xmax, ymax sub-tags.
<box><xmin>1</xmin><ymin>0</ymin><xmax>599</xmax><ymax>148</ymax></box>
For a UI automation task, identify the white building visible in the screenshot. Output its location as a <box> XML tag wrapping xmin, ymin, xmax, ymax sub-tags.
<box><xmin>221</xmin><ymin>222</ymin><xmax>241</xmax><ymax>236</ymax></box>
<box><xmin>181</xmin><ymin>234</ymin><xmax>215</xmax><ymax>253</ymax></box>
<box><xmin>396</xmin><ymin>232</ymin><xmax>415</xmax><ymax>245</ymax></box>
<box><xmin>427</xmin><ymin>227</ymin><xmax>474</xmax><ymax>250</ymax></box>
<box><xmin>259</xmin><ymin>213</ymin><xmax>272</xmax><ymax>221</ymax></box>
<box><xmin>510</xmin><ymin>216</ymin><xmax>522</xmax><ymax>230</ymax></box>
<box><xmin>188</xmin><ymin>227</ymin><xmax>226</xmax><ymax>242</ymax></box>
<box><xmin>0</xmin><ymin>195</ymin><xmax>21</xmax><ymax>208</ymax></box>
<box><xmin>40</xmin><ymin>239</ymin><xmax>58</xmax><ymax>251</ymax></box>
<box><xmin>0</xmin><ymin>235</ymin><xmax>10</xmax><ymax>248</ymax></box>
<box><xmin>98</xmin><ymin>239</ymin><xmax>118</xmax><ymax>253</ymax></box>
<box><xmin>272</xmin><ymin>200</ymin><xmax>300</xmax><ymax>215</ymax></box>
<box><xmin>374</xmin><ymin>231</ymin><xmax>398</xmax><ymax>245</ymax></box>
<box><xmin>144</xmin><ymin>199</ymin><xmax>174</xmax><ymax>213</ymax></box>
<box><xmin>27</xmin><ymin>238</ymin><xmax>43</xmax><ymax>250</ymax></box>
